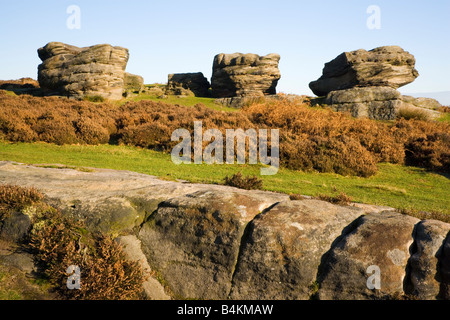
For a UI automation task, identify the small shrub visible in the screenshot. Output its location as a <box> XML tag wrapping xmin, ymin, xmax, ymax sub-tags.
<box><xmin>83</xmin><ymin>95</ymin><xmax>105</xmax><ymax>103</ymax></box>
<box><xmin>289</xmin><ymin>194</ymin><xmax>305</xmax><ymax>201</ymax></box>
<box><xmin>396</xmin><ymin>107</ymin><xmax>431</xmax><ymax>121</ymax></box>
<box><xmin>224</xmin><ymin>172</ymin><xmax>263</xmax><ymax>190</ymax></box>
<box><xmin>0</xmin><ymin>185</ymin><xmax>44</xmax><ymax>219</ymax></box>
<box><xmin>438</xmin><ymin>106</ymin><xmax>450</xmax><ymax>113</ymax></box>
<box><xmin>74</xmin><ymin>117</ymin><xmax>110</xmax><ymax>145</ymax></box>
<box><xmin>404</xmin><ymin>132</ymin><xmax>450</xmax><ymax>173</ymax></box>
<box><xmin>29</xmin><ymin>208</ymin><xmax>145</xmax><ymax>300</ymax></box>
<box><xmin>315</xmin><ymin>192</ymin><xmax>353</xmax><ymax>205</ymax></box>
<box><xmin>398</xmin><ymin>208</ymin><xmax>450</xmax><ymax>224</ymax></box>
<box><xmin>1</xmin><ymin>92</ymin><xmax>449</xmax><ymax>177</ymax></box>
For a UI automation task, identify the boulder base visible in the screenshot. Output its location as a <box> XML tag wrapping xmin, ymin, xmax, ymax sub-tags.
<box><xmin>324</xmin><ymin>87</ymin><xmax>440</xmax><ymax>120</ymax></box>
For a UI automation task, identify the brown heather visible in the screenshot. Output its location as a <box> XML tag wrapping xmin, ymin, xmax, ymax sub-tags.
<box><xmin>224</xmin><ymin>172</ymin><xmax>264</xmax><ymax>190</ymax></box>
<box><xmin>0</xmin><ymin>184</ymin><xmax>44</xmax><ymax>219</ymax></box>
<box><xmin>0</xmin><ymin>92</ymin><xmax>449</xmax><ymax>176</ymax></box>
<box><xmin>0</xmin><ymin>184</ymin><xmax>145</xmax><ymax>300</ymax></box>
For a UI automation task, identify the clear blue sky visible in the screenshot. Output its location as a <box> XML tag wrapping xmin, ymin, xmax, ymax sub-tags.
<box><xmin>1</xmin><ymin>0</ymin><xmax>449</xmax><ymax>96</ymax></box>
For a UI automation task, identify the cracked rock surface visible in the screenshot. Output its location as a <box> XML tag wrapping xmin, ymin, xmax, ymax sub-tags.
<box><xmin>0</xmin><ymin>161</ymin><xmax>448</xmax><ymax>300</ymax></box>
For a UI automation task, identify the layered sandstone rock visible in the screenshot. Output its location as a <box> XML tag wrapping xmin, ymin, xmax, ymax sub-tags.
<box><xmin>310</xmin><ymin>46</ymin><xmax>443</xmax><ymax>120</ymax></box>
<box><xmin>211</xmin><ymin>53</ymin><xmax>281</xmax><ymax>98</ymax></box>
<box><xmin>123</xmin><ymin>72</ymin><xmax>144</xmax><ymax>94</ymax></box>
<box><xmin>309</xmin><ymin>46</ymin><xmax>419</xmax><ymax>97</ymax></box>
<box><xmin>409</xmin><ymin>220</ymin><xmax>450</xmax><ymax>299</ymax></box>
<box><xmin>37</xmin><ymin>42</ymin><xmax>130</xmax><ymax>100</ymax></box>
<box><xmin>323</xmin><ymin>87</ymin><xmax>440</xmax><ymax>120</ymax></box>
<box><xmin>401</xmin><ymin>95</ymin><xmax>443</xmax><ymax>111</ymax></box>
<box><xmin>166</xmin><ymin>72</ymin><xmax>210</xmax><ymax>97</ymax></box>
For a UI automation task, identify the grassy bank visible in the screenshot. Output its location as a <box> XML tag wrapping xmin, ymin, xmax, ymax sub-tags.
<box><xmin>116</xmin><ymin>92</ymin><xmax>238</xmax><ymax>112</ymax></box>
<box><xmin>0</xmin><ymin>141</ymin><xmax>448</xmax><ymax>215</ymax></box>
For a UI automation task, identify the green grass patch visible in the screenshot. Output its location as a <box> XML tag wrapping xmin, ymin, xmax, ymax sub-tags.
<box><xmin>116</xmin><ymin>93</ymin><xmax>237</xmax><ymax>112</ymax></box>
<box><xmin>438</xmin><ymin>112</ymin><xmax>450</xmax><ymax>123</ymax></box>
<box><xmin>0</xmin><ymin>141</ymin><xmax>448</xmax><ymax>214</ymax></box>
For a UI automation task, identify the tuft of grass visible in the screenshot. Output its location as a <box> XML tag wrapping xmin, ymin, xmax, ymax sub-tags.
<box><xmin>35</xmin><ymin>164</ymin><xmax>94</xmax><ymax>172</ymax></box>
<box><xmin>398</xmin><ymin>208</ymin><xmax>450</xmax><ymax>224</ymax></box>
<box><xmin>0</xmin><ymin>142</ymin><xmax>449</xmax><ymax>217</ymax></box>
<box><xmin>224</xmin><ymin>172</ymin><xmax>264</xmax><ymax>190</ymax></box>
<box><xmin>314</xmin><ymin>192</ymin><xmax>353</xmax><ymax>205</ymax></box>
<box><xmin>359</xmin><ymin>184</ymin><xmax>407</xmax><ymax>195</ymax></box>
<box><xmin>0</xmin><ymin>90</ymin><xmax>17</xmax><ymax>97</ymax></box>
<box><xmin>289</xmin><ymin>193</ymin><xmax>305</xmax><ymax>201</ymax></box>
<box><xmin>396</xmin><ymin>107</ymin><xmax>431</xmax><ymax>121</ymax></box>
<box><xmin>83</xmin><ymin>95</ymin><xmax>105</xmax><ymax>103</ymax></box>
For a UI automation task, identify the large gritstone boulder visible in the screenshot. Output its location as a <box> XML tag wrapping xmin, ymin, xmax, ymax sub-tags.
<box><xmin>123</xmin><ymin>72</ymin><xmax>144</xmax><ymax>93</ymax></box>
<box><xmin>166</xmin><ymin>72</ymin><xmax>210</xmax><ymax>97</ymax></box>
<box><xmin>211</xmin><ymin>53</ymin><xmax>281</xmax><ymax>98</ymax></box>
<box><xmin>309</xmin><ymin>46</ymin><xmax>419</xmax><ymax>97</ymax></box>
<box><xmin>37</xmin><ymin>42</ymin><xmax>130</xmax><ymax>100</ymax></box>
<box><xmin>323</xmin><ymin>86</ymin><xmax>440</xmax><ymax>120</ymax></box>
<box><xmin>0</xmin><ymin>162</ymin><xmax>449</xmax><ymax>300</ymax></box>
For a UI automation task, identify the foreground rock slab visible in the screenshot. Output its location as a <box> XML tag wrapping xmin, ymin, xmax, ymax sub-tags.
<box><xmin>409</xmin><ymin>220</ymin><xmax>450</xmax><ymax>300</ymax></box>
<box><xmin>317</xmin><ymin>211</ymin><xmax>421</xmax><ymax>300</ymax></box>
<box><xmin>229</xmin><ymin>200</ymin><xmax>364</xmax><ymax>300</ymax></box>
<box><xmin>0</xmin><ymin>161</ymin><xmax>448</xmax><ymax>300</ymax></box>
<box><xmin>0</xmin><ymin>162</ymin><xmax>287</xmax><ymax>236</ymax></box>
<box><xmin>139</xmin><ymin>189</ymin><xmax>286</xmax><ymax>299</ymax></box>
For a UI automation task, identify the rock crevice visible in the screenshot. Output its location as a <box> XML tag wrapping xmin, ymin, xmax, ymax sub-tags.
<box><xmin>0</xmin><ymin>161</ymin><xmax>448</xmax><ymax>300</ymax></box>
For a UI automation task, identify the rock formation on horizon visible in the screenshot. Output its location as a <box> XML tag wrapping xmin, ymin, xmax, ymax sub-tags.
<box><xmin>166</xmin><ymin>72</ymin><xmax>210</xmax><ymax>97</ymax></box>
<box><xmin>309</xmin><ymin>46</ymin><xmax>419</xmax><ymax>97</ymax></box>
<box><xmin>310</xmin><ymin>46</ymin><xmax>441</xmax><ymax>120</ymax></box>
<box><xmin>123</xmin><ymin>72</ymin><xmax>144</xmax><ymax>94</ymax></box>
<box><xmin>37</xmin><ymin>42</ymin><xmax>130</xmax><ymax>100</ymax></box>
<box><xmin>211</xmin><ymin>53</ymin><xmax>281</xmax><ymax>98</ymax></box>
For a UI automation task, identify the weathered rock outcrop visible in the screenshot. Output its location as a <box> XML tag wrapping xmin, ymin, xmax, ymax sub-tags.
<box><xmin>317</xmin><ymin>211</ymin><xmax>420</xmax><ymax>299</ymax></box>
<box><xmin>309</xmin><ymin>46</ymin><xmax>419</xmax><ymax>97</ymax></box>
<box><xmin>166</xmin><ymin>72</ymin><xmax>210</xmax><ymax>97</ymax></box>
<box><xmin>323</xmin><ymin>87</ymin><xmax>440</xmax><ymax>120</ymax></box>
<box><xmin>229</xmin><ymin>200</ymin><xmax>364</xmax><ymax>300</ymax></box>
<box><xmin>442</xmin><ymin>235</ymin><xmax>450</xmax><ymax>299</ymax></box>
<box><xmin>211</xmin><ymin>53</ymin><xmax>281</xmax><ymax>98</ymax></box>
<box><xmin>409</xmin><ymin>220</ymin><xmax>450</xmax><ymax>299</ymax></box>
<box><xmin>37</xmin><ymin>42</ymin><xmax>130</xmax><ymax>100</ymax></box>
<box><xmin>401</xmin><ymin>95</ymin><xmax>443</xmax><ymax>111</ymax></box>
<box><xmin>123</xmin><ymin>72</ymin><xmax>144</xmax><ymax>94</ymax></box>
<box><xmin>309</xmin><ymin>46</ymin><xmax>443</xmax><ymax>120</ymax></box>
<box><xmin>115</xmin><ymin>235</ymin><xmax>171</xmax><ymax>300</ymax></box>
<box><xmin>139</xmin><ymin>189</ymin><xmax>286</xmax><ymax>299</ymax></box>
<box><xmin>0</xmin><ymin>161</ymin><xmax>448</xmax><ymax>300</ymax></box>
